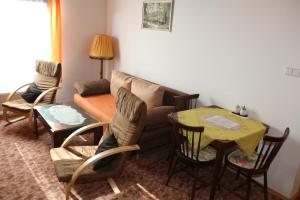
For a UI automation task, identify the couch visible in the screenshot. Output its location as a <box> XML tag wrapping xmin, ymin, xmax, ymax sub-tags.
<box><xmin>74</xmin><ymin>70</ymin><xmax>188</xmax><ymax>151</ymax></box>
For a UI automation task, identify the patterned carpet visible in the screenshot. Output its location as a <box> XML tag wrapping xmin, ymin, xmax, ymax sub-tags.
<box><xmin>0</xmin><ymin>119</ymin><xmax>283</xmax><ymax>200</ymax></box>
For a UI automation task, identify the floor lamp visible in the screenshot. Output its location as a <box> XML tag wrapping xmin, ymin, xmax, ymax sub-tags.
<box><xmin>89</xmin><ymin>34</ymin><xmax>114</xmax><ymax>79</ymax></box>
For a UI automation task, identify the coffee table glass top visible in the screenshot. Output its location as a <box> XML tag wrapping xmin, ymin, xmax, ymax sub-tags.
<box><xmin>34</xmin><ymin>103</ymin><xmax>98</xmax><ymax>132</ymax></box>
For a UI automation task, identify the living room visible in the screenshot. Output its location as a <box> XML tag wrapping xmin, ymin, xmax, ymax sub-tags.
<box><xmin>0</xmin><ymin>0</ymin><xmax>299</xmax><ymax>200</ymax></box>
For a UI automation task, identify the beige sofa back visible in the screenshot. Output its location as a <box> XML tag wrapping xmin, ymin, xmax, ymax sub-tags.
<box><xmin>74</xmin><ymin>70</ymin><xmax>188</xmax><ymax>151</ymax></box>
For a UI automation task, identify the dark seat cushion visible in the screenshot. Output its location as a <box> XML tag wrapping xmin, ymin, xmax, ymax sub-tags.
<box><xmin>93</xmin><ymin>134</ymin><xmax>120</xmax><ymax>171</ymax></box>
<box><xmin>21</xmin><ymin>83</ymin><xmax>43</xmax><ymax>103</ymax></box>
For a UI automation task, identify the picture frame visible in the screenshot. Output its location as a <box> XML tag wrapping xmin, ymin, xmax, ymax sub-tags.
<box><xmin>142</xmin><ymin>0</ymin><xmax>174</xmax><ymax>32</ymax></box>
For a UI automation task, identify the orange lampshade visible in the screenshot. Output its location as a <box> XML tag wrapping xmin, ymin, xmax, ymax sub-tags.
<box><xmin>89</xmin><ymin>34</ymin><xmax>114</xmax><ymax>60</ymax></box>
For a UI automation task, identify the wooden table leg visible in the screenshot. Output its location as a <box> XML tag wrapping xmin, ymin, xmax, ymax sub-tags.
<box><xmin>209</xmin><ymin>147</ymin><xmax>225</xmax><ymax>200</ymax></box>
<box><xmin>209</xmin><ymin>141</ymin><xmax>236</xmax><ymax>200</ymax></box>
<box><xmin>52</xmin><ymin>131</ymin><xmax>66</xmax><ymax>148</ymax></box>
<box><xmin>33</xmin><ymin>109</ymin><xmax>38</xmax><ymax>138</ymax></box>
<box><xmin>93</xmin><ymin>126</ymin><xmax>103</xmax><ymax>145</ymax></box>
<box><xmin>167</xmin><ymin>125</ymin><xmax>177</xmax><ymax>173</ymax></box>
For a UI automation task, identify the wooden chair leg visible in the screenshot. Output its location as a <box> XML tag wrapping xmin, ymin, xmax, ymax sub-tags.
<box><xmin>3</xmin><ymin>107</ymin><xmax>8</xmax><ymax>122</ymax></box>
<box><xmin>167</xmin><ymin>153</ymin><xmax>178</xmax><ymax>175</ymax></box>
<box><xmin>235</xmin><ymin>169</ymin><xmax>241</xmax><ymax>180</ymax></box>
<box><xmin>219</xmin><ymin>160</ymin><xmax>228</xmax><ymax>181</ymax></box>
<box><xmin>4</xmin><ymin>116</ymin><xmax>26</xmax><ymax>126</ymax></box>
<box><xmin>217</xmin><ymin>160</ymin><xmax>228</xmax><ymax>191</ymax></box>
<box><xmin>166</xmin><ymin>155</ymin><xmax>178</xmax><ymax>185</ymax></box>
<box><xmin>107</xmin><ymin>178</ymin><xmax>121</xmax><ymax>194</ymax></box>
<box><xmin>65</xmin><ymin>183</ymin><xmax>71</xmax><ymax>200</ymax></box>
<box><xmin>264</xmin><ymin>172</ymin><xmax>268</xmax><ymax>200</ymax></box>
<box><xmin>3</xmin><ymin>108</ymin><xmax>27</xmax><ymax>125</ymax></box>
<box><xmin>28</xmin><ymin>115</ymin><xmax>33</xmax><ymax>129</ymax></box>
<box><xmin>246</xmin><ymin>175</ymin><xmax>252</xmax><ymax>200</ymax></box>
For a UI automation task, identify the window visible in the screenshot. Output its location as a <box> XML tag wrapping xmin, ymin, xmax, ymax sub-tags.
<box><xmin>0</xmin><ymin>0</ymin><xmax>50</xmax><ymax>93</ymax></box>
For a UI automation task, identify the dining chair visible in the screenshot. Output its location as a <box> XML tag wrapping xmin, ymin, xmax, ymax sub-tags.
<box><xmin>174</xmin><ymin>93</ymin><xmax>199</xmax><ymax>111</ymax></box>
<box><xmin>50</xmin><ymin>87</ymin><xmax>147</xmax><ymax>200</ymax></box>
<box><xmin>166</xmin><ymin>121</ymin><xmax>216</xmax><ymax>200</ymax></box>
<box><xmin>2</xmin><ymin>60</ymin><xmax>61</xmax><ymax>128</ymax></box>
<box><xmin>168</xmin><ymin>94</ymin><xmax>200</xmax><ymax>162</ymax></box>
<box><xmin>220</xmin><ymin>127</ymin><xmax>289</xmax><ymax>200</ymax></box>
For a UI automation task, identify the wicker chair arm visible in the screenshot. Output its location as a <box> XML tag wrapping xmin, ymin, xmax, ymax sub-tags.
<box><xmin>6</xmin><ymin>83</ymin><xmax>31</xmax><ymax>101</ymax></box>
<box><xmin>65</xmin><ymin>144</ymin><xmax>140</xmax><ymax>197</ymax></box>
<box><xmin>61</xmin><ymin>122</ymin><xmax>109</xmax><ymax>148</ymax></box>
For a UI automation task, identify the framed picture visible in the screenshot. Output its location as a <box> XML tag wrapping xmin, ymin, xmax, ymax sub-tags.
<box><xmin>142</xmin><ymin>0</ymin><xmax>174</xmax><ymax>31</ymax></box>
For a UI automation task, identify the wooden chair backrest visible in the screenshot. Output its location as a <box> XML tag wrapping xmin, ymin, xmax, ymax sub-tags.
<box><xmin>174</xmin><ymin>94</ymin><xmax>199</xmax><ymax>111</ymax></box>
<box><xmin>253</xmin><ymin>127</ymin><xmax>289</xmax><ymax>172</ymax></box>
<box><xmin>175</xmin><ymin>122</ymin><xmax>205</xmax><ymax>163</ymax></box>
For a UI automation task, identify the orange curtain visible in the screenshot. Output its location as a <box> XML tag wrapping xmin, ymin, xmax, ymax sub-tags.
<box><xmin>49</xmin><ymin>0</ymin><xmax>62</xmax><ymax>62</ymax></box>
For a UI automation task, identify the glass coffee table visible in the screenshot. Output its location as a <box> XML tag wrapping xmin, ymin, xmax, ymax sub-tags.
<box><xmin>33</xmin><ymin>103</ymin><xmax>102</xmax><ymax>148</ymax></box>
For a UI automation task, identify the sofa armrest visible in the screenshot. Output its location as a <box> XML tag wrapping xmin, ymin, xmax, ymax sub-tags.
<box><xmin>145</xmin><ymin>106</ymin><xmax>175</xmax><ymax>126</ymax></box>
<box><xmin>174</xmin><ymin>94</ymin><xmax>199</xmax><ymax>111</ymax></box>
<box><xmin>162</xmin><ymin>86</ymin><xmax>188</xmax><ymax>106</ymax></box>
<box><xmin>74</xmin><ymin>79</ymin><xmax>110</xmax><ymax>97</ymax></box>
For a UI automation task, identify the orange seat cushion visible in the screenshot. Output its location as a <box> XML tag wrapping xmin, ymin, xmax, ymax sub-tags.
<box><xmin>74</xmin><ymin>93</ymin><xmax>116</xmax><ymax>122</ymax></box>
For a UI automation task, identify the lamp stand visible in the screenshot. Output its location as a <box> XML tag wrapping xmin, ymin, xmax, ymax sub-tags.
<box><xmin>99</xmin><ymin>59</ymin><xmax>104</xmax><ymax>79</ymax></box>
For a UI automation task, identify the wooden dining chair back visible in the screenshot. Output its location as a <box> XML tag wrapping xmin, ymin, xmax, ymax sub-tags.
<box><xmin>176</xmin><ymin>123</ymin><xmax>204</xmax><ymax>163</ymax></box>
<box><xmin>252</xmin><ymin>128</ymin><xmax>289</xmax><ymax>173</ymax></box>
<box><xmin>167</xmin><ymin>122</ymin><xmax>216</xmax><ymax>200</ymax></box>
<box><xmin>221</xmin><ymin>127</ymin><xmax>289</xmax><ymax>200</ymax></box>
<box><xmin>174</xmin><ymin>94</ymin><xmax>199</xmax><ymax>111</ymax></box>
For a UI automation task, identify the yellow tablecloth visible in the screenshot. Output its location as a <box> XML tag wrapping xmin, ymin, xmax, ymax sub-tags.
<box><xmin>177</xmin><ymin>107</ymin><xmax>267</xmax><ymax>155</ymax></box>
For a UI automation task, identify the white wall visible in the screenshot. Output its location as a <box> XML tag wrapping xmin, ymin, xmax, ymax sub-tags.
<box><xmin>57</xmin><ymin>0</ymin><xmax>107</xmax><ymax>102</ymax></box>
<box><xmin>107</xmin><ymin>0</ymin><xmax>300</xmax><ymax>198</ymax></box>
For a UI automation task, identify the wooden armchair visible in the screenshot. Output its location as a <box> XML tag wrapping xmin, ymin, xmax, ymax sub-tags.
<box><xmin>2</xmin><ymin>60</ymin><xmax>61</xmax><ymax>128</ymax></box>
<box><xmin>50</xmin><ymin>87</ymin><xmax>147</xmax><ymax>200</ymax></box>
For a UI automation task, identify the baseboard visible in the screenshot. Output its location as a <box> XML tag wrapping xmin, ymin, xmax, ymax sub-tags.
<box><xmin>226</xmin><ymin>167</ymin><xmax>292</xmax><ymax>200</ymax></box>
<box><xmin>269</xmin><ymin>188</ymin><xmax>299</xmax><ymax>200</ymax></box>
<box><xmin>289</xmin><ymin>190</ymin><xmax>299</xmax><ymax>200</ymax></box>
<box><xmin>268</xmin><ymin>188</ymin><xmax>289</xmax><ymax>200</ymax></box>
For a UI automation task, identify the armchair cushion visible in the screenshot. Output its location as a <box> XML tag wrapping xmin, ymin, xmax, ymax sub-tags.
<box><xmin>21</xmin><ymin>83</ymin><xmax>43</xmax><ymax>103</ymax></box>
<box><xmin>110</xmin><ymin>87</ymin><xmax>147</xmax><ymax>146</ymax></box>
<box><xmin>35</xmin><ymin>60</ymin><xmax>61</xmax><ymax>77</ymax></box>
<box><xmin>115</xmin><ymin>87</ymin><xmax>145</xmax><ymax>123</ymax></box>
<box><xmin>33</xmin><ymin>60</ymin><xmax>61</xmax><ymax>103</ymax></box>
<box><xmin>50</xmin><ymin>147</ymin><xmax>96</xmax><ymax>182</ymax></box>
<box><xmin>74</xmin><ymin>79</ymin><xmax>110</xmax><ymax>97</ymax></box>
<box><xmin>34</xmin><ymin>73</ymin><xmax>59</xmax><ymax>103</ymax></box>
<box><xmin>93</xmin><ymin>134</ymin><xmax>119</xmax><ymax>171</ymax></box>
<box><xmin>2</xmin><ymin>98</ymin><xmax>32</xmax><ymax>111</ymax></box>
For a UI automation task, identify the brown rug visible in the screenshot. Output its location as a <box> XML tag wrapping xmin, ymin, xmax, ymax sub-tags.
<box><xmin>0</xmin><ymin>120</ymin><xmax>282</xmax><ymax>200</ymax></box>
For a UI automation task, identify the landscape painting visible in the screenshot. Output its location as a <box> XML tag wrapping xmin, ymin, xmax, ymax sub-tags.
<box><xmin>142</xmin><ymin>0</ymin><xmax>173</xmax><ymax>31</ymax></box>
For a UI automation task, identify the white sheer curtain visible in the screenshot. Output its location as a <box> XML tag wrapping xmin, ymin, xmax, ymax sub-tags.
<box><xmin>0</xmin><ymin>0</ymin><xmax>50</xmax><ymax>93</ymax></box>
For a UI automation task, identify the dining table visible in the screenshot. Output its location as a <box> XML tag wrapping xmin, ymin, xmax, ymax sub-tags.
<box><xmin>167</xmin><ymin>106</ymin><xmax>269</xmax><ymax>200</ymax></box>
